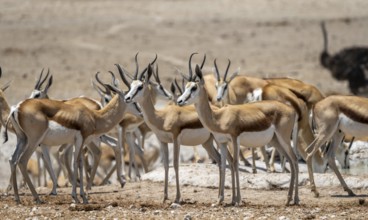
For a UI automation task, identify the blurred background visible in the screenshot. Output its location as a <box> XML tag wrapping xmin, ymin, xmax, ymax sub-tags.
<box><xmin>1</xmin><ymin>0</ymin><xmax>368</xmax><ymax>187</ymax></box>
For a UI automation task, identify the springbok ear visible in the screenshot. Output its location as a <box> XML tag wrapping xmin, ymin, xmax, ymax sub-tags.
<box><xmin>113</xmin><ymin>78</ymin><xmax>120</xmax><ymax>87</ymax></box>
<box><xmin>194</xmin><ymin>65</ymin><xmax>204</xmax><ymax>85</ymax></box>
<box><xmin>145</xmin><ymin>64</ymin><xmax>153</xmax><ymax>83</ymax></box>
<box><xmin>228</xmin><ymin>67</ymin><xmax>240</xmax><ymax>82</ymax></box>
<box><xmin>170</xmin><ymin>81</ymin><xmax>176</xmax><ymax>94</ymax></box>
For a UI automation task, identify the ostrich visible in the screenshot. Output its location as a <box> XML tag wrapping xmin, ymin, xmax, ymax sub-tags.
<box><xmin>320</xmin><ymin>21</ymin><xmax>368</xmax><ymax>95</ymax></box>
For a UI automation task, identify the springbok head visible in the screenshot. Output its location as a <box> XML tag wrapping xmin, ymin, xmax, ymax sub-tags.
<box><xmin>170</xmin><ymin>77</ymin><xmax>186</xmax><ymax>102</ymax></box>
<box><xmin>176</xmin><ymin>53</ymin><xmax>206</xmax><ymax>106</ymax></box>
<box><xmin>29</xmin><ymin>68</ymin><xmax>53</xmax><ymax>99</ymax></box>
<box><xmin>95</xmin><ymin>70</ymin><xmax>142</xmax><ymax>116</ymax></box>
<box><xmin>176</xmin><ymin>64</ymin><xmax>206</xmax><ymax>106</ymax></box>
<box><xmin>213</xmin><ymin>59</ymin><xmax>240</xmax><ymax>102</ymax></box>
<box><xmin>122</xmin><ymin>53</ymin><xmax>172</xmax><ymax>103</ymax></box>
<box><xmin>92</xmin><ymin>70</ymin><xmax>119</xmax><ymax>106</ymax></box>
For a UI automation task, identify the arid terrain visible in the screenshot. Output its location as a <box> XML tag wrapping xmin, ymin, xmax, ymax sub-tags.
<box><xmin>1</xmin><ymin>0</ymin><xmax>368</xmax><ymax>219</ymax></box>
<box><xmin>0</xmin><ymin>181</ymin><xmax>368</xmax><ymax>219</ymax></box>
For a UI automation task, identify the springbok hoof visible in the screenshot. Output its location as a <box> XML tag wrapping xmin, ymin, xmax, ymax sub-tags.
<box><xmin>347</xmin><ymin>189</ymin><xmax>356</xmax><ymax>196</ymax></box>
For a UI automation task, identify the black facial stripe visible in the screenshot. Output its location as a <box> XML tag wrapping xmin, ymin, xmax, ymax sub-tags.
<box><xmin>221</xmin><ymin>85</ymin><xmax>227</xmax><ymax>97</ymax></box>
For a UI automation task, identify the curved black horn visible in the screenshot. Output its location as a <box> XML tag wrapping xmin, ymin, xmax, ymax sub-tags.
<box><xmin>174</xmin><ymin>78</ymin><xmax>183</xmax><ymax>94</ymax></box>
<box><xmin>1</xmin><ymin>80</ymin><xmax>11</xmax><ymax>91</ymax></box>
<box><xmin>107</xmin><ymin>70</ymin><xmax>118</xmax><ymax>87</ymax></box>
<box><xmin>150</xmin><ymin>54</ymin><xmax>158</xmax><ymax>65</ymax></box>
<box><xmin>154</xmin><ymin>64</ymin><xmax>160</xmax><ymax>83</ymax></box>
<box><xmin>0</xmin><ymin>66</ymin><xmax>2</xmax><ymax>78</ymax></box>
<box><xmin>138</xmin><ymin>54</ymin><xmax>158</xmax><ymax>81</ymax></box>
<box><xmin>200</xmin><ymin>54</ymin><xmax>206</xmax><ymax>69</ymax></box>
<box><xmin>34</xmin><ymin>68</ymin><xmax>44</xmax><ymax>89</ymax></box>
<box><xmin>214</xmin><ymin>59</ymin><xmax>221</xmax><ymax>81</ymax></box>
<box><xmin>223</xmin><ymin>59</ymin><xmax>231</xmax><ymax>81</ymax></box>
<box><xmin>188</xmin><ymin>52</ymin><xmax>198</xmax><ymax>81</ymax></box>
<box><xmin>38</xmin><ymin>68</ymin><xmax>50</xmax><ymax>89</ymax></box>
<box><xmin>115</xmin><ymin>64</ymin><xmax>131</xmax><ymax>89</ymax></box>
<box><xmin>91</xmin><ymin>80</ymin><xmax>105</xmax><ymax>97</ymax></box>
<box><xmin>94</xmin><ymin>72</ymin><xmax>108</xmax><ymax>93</ymax></box>
<box><xmin>134</xmin><ymin>52</ymin><xmax>139</xmax><ymax>79</ymax></box>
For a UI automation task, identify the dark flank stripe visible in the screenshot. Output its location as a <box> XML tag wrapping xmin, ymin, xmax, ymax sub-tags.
<box><xmin>339</xmin><ymin>105</ymin><xmax>368</xmax><ymax>124</ymax></box>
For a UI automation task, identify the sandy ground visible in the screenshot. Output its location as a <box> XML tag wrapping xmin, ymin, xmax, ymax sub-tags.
<box><xmin>0</xmin><ymin>180</ymin><xmax>368</xmax><ymax>219</ymax></box>
<box><xmin>1</xmin><ymin>0</ymin><xmax>368</xmax><ymax>219</ymax></box>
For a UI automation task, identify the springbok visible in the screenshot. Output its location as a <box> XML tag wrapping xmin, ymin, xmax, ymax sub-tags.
<box><xmin>0</xmin><ymin>68</ymin><xmax>62</xmax><ymax>196</ymax></box>
<box><xmin>177</xmin><ymin>62</ymin><xmax>300</xmax><ymax>206</ymax></box>
<box><xmin>28</xmin><ymin>70</ymin><xmax>127</xmax><ymax>190</ymax></box>
<box><xmin>4</xmin><ymin>71</ymin><xmax>136</xmax><ymax>204</ymax></box>
<box><xmin>123</xmin><ymin>56</ymin><xmax>223</xmax><ymax>205</ymax></box>
<box><xmin>96</xmin><ymin>56</ymin><xmax>173</xmax><ymax>181</ymax></box>
<box><xmin>306</xmin><ymin>95</ymin><xmax>365</xmax><ymax>197</ymax></box>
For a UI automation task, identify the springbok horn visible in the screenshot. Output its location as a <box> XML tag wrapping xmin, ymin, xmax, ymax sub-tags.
<box><xmin>174</xmin><ymin>78</ymin><xmax>183</xmax><ymax>95</ymax></box>
<box><xmin>115</xmin><ymin>64</ymin><xmax>131</xmax><ymax>89</ymax></box>
<box><xmin>38</xmin><ymin>68</ymin><xmax>50</xmax><ymax>89</ymax></box>
<box><xmin>94</xmin><ymin>72</ymin><xmax>108</xmax><ymax>93</ymax></box>
<box><xmin>200</xmin><ymin>54</ymin><xmax>206</xmax><ymax>69</ymax></box>
<box><xmin>1</xmin><ymin>80</ymin><xmax>12</xmax><ymax>91</ymax></box>
<box><xmin>138</xmin><ymin>54</ymin><xmax>158</xmax><ymax>81</ymax></box>
<box><xmin>34</xmin><ymin>68</ymin><xmax>44</xmax><ymax>89</ymax></box>
<box><xmin>107</xmin><ymin>71</ymin><xmax>119</xmax><ymax>88</ymax></box>
<box><xmin>214</xmin><ymin>59</ymin><xmax>221</xmax><ymax>81</ymax></box>
<box><xmin>134</xmin><ymin>52</ymin><xmax>139</xmax><ymax>80</ymax></box>
<box><xmin>188</xmin><ymin>52</ymin><xmax>198</xmax><ymax>81</ymax></box>
<box><xmin>223</xmin><ymin>59</ymin><xmax>231</xmax><ymax>82</ymax></box>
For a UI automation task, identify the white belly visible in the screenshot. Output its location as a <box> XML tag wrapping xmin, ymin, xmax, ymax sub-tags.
<box><xmin>152</xmin><ymin>129</ymin><xmax>173</xmax><ymax>143</ymax></box>
<box><xmin>238</xmin><ymin>125</ymin><xmax>275</xmax><ymax>148</ymax></box>
<box><xmin>41</xmin><ymin>121</ymin><xmax>79</xmax><ymax>146</ymax></box>
<box><xmin>178</xmin><ymin>128</ymin><xmax>210</xmax><ymax>146</ymax></box>
<box><xmin>246</xmin><ymin>88</ymin><xmax>263</xmax><ymax>103</ymax></box>
<box><xmin>339</xmin><ymin>114</ymin><xmax>368</xmax><ymax>138</ymax></box>
<box><xmin>153</xmin><ymin>128</ymin><xmax>211</xmax><ymax>146</ymax></box>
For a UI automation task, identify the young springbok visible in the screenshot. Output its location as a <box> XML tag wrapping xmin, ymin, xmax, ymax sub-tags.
<box><xmin>177</xmin><ymin>62</ymin><xmax>300</xmax><ymax>206</ymax></box>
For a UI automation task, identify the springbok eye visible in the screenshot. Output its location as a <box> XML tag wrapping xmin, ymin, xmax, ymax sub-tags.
<box><xmin>191</xmin><ymin>85</ymin><xmax>197</xmax><ymax>92</ymax></box>
<box><xmin>34</xmin><ymin>93</ymin><xmax>40</xmax><ymax>98</ymax></box>
<box><xmin>137</xmin><ymin>85</ymin><xmax>143</xmax><ymax>90</ymax></box>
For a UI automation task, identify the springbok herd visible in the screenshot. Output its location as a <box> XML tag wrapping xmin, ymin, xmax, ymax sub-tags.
<box><xmin>0</xmin><ymin>51</ymin><xmax>365</xmax><ymax>207</ymax></box>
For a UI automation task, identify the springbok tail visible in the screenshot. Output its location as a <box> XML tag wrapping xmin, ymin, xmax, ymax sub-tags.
<box><xmin>2</xmin><ymin>112</ymin><xmax>11</xmax><ymax>143</ymax></box>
